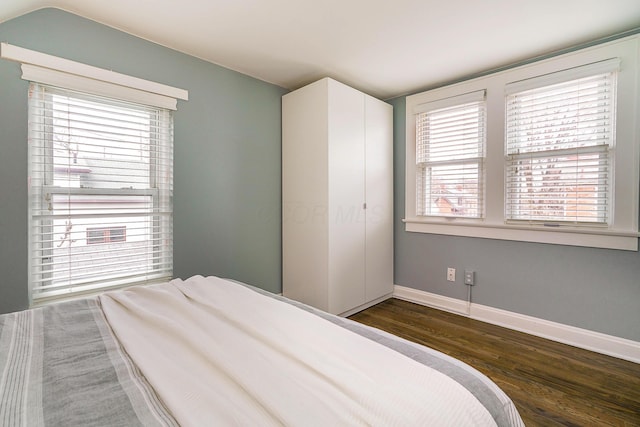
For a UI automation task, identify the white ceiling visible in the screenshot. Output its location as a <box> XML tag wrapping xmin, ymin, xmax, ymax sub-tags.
<box><xmin>1</xmin><ymin>0</ymin><xmax>639</xmax><ymax>99</ymax></box>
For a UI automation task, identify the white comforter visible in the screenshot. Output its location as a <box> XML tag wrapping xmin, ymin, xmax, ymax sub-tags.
<box><xmin>100</xmin><ymin>276</ymin><xmax>498</xmax><ymax>426</ymax></box>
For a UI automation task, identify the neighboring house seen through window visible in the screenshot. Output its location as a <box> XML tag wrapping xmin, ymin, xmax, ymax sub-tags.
<box><xmin>87</xmin><ymin>226</ymin><xmax>127</xmax><ymax>245</ymax></box>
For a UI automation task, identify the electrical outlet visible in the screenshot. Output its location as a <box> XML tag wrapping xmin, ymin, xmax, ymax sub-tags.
<box><xmin>447</xmin><ymin>267</ymin><xmax>456</xmax><ymax>282</ymax></box>
<box><xmin>464</xmin><ymin>270</ymin><xmax>475</xmax><ymax>286</ymax></box>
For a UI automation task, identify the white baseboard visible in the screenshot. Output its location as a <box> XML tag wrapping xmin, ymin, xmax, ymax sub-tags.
<box><xmin>393</xmin><ymin>285</ymin><xmax>640</xmax><ymax>364</ymax></box>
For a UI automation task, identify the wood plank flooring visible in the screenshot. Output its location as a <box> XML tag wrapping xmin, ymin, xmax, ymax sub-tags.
<box><xmin>348</xmin><ymin>298</ymin><xmax>640</xmax><ymax>426</ymax></box>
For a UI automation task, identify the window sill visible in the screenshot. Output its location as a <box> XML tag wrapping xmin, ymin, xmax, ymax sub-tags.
<box><xmin>403</xmin><ymin>218</ymin><xmax>639</xmax><ymax>251</ymax></box>
<box><xmin>31</xmin><ymin>275</ymin><xmax>172</xmax><ymax>308</ymax></box>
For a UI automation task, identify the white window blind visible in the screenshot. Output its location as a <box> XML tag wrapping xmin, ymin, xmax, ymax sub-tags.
<box><xmin>415</xmin><ymin>90</ymin><xmax>486</xmax><ymax>218</ymax></box>
<box><xmin>505</xmin><ymin>63</ymin><xmax>618</xmax><ymax>225</ymax></box>
<box><xmin>29</xmin><ymin>83</ymin><xmax>173</xmax><ymax>301</ymax></box>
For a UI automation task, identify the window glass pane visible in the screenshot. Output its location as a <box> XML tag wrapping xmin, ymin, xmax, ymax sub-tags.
<box><xmin>108</xmin><ymin>226</ymin><xmax>126</xmax><ymax>242</ymax></box>
<box><xmin>50</xmin><ymin>93</ymin><xmax>154</xmax><ymax>189</ymax></box>
<box><xmin>418</xmin><ymin>162</ymin><xmax>481</xmax><ymax>217</ymax></box>
<box><xmin>418</xmin><ymin>104</ymin><xmax>483</xmax><ymax>162</ymax></box>
<box><xmin>505</xmin><ymin>72</ymin><xmax>614</xmax><ymax>225</ymax></box>
<box><xmin>506</xmin><ymin>74</ymin><xmax>614</xmax><ymax>154</ymax></box>
<box><xmin>505</xmin><ymin>149</ymin><xmax>609</xmax><ymax>223</ymax></box>
<box><xmin>29</xmin><ymin>83</ymin><xmax>173</xmax><ymax>301</ymax></box>
<box><xmin>416</xmin><ymin>100</ymin><xmax>485</xmax><ymax>218</ymax></box>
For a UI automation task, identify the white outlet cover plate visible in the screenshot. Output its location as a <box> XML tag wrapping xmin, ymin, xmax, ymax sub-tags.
<box><xmin>447</xmin><ymin>268</ymin><xmax>455</xmax><ymax>281</ymax></box>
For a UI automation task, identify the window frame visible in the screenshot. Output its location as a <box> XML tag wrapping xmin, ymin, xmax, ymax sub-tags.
<box><xmin>405</xmin><ymin>35</ymin><xmax>639</xmax><ymax>251</ymax></box>
<box><xmin>0</xmin><ymin>43</ymin><xmax>188</xmax><ymax>304</ymax></box>
<box><xmin>29</xmin><ymin>83</ymin><xmax>174</xmax><ymax>302</ymax></box>
<box><xmin>414</xmin><ymin>90</ymin><xmax>487</xmax><ymax>219</ymax></box>
<box><xmin>504</xmin><ymin>64</ymin><xmax>618</xmax><ymax>226</ymax></box>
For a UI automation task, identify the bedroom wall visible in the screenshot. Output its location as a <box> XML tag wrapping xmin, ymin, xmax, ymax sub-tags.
<box><xmin>388</xmin><ymin>96</ymin><xmax>640</xmax><ymax>343</ymax></box>
<box><xmin>0</xmin><ymin>8</ymin><xmax>287</xmax><ymax>314</ymax></box>
<box><xmin>2</xmin><ymin>9</ymin><xmax>638</xmax><ymax>348</ymax></box>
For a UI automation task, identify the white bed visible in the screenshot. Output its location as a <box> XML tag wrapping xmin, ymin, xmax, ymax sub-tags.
<box><xmin>0</xmin><ymin>275</ymin><xmax>524</xmax><ymax>426</ymax></box>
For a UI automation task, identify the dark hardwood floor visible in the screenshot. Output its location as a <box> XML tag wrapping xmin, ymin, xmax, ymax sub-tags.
<box><xmin>349</xmin><ymin>298</ymin><xmax>640</xmax><ymax>426</ymax></box>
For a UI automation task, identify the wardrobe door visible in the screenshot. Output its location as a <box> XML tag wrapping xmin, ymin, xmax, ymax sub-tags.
<box><xmin>327</xmin><ymin>80</ymin><xmax>366</xmax><ymax>315</ymax></box>
<box><xmin>364</xmin><ymin>95</ymin><xmax>394</xmax><ymax>301</ymax></box>
<box><xmin>282</xmin><ymin>79</ymin><xmax>330</xmax><ymax>311</ymax></box>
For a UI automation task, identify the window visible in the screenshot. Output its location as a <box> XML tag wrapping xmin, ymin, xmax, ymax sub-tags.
<box><xmin>505</xmin><ymin>62</ymin><xmax>617</xmax><ymax>225</ymax></box>
<box><xmin>0</xmin><ymin>43</ymin><xmax>188</xmax><ymax>303</ymax></box>
<box><xmin>415</xmin><ymin>91</ymin><xmax>486</xmax><ymax>218</ymax></box>
<box><xmin>405</xmin><ymin>35</ymin><xmax>639</xmax><ymax>250</ymax></box>
<box><xmin>29</xmin><ymin>84</ymin><xmax>174</xmax><ymax>300</ymax></box>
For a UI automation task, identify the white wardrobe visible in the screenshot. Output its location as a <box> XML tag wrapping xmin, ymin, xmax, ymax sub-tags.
<box><xmin>282</xmin><ymin>78</ymin><xmax>393</xmax><ymax>316</ymax></box>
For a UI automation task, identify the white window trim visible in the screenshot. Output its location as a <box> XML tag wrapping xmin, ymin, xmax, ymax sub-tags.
<box><xmin>0</xmin><ymin>42</ymin><xmax>188</xmax><ymax>109</ymax></box>
<box><xmin>405</xmin><ymin>35</ymin><xmax>640</xmax><ymax>251</ymax></box>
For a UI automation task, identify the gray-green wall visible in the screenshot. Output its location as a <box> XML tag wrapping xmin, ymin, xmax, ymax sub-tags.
<box><xmin>389</xmin><ymin>97</ymin><xmax>640</xmax><ymax>342</ymax></box>
<box><xmin>0</xmin><ymin>8</ymin><xmax>286</xmax><ymax>313</ymax></box>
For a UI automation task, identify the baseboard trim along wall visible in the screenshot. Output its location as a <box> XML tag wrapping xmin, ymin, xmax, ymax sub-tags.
<box><xmin>393</xmin><ymin>285</ymin><xmax>640</xmax><ymax>364</ymax></box>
